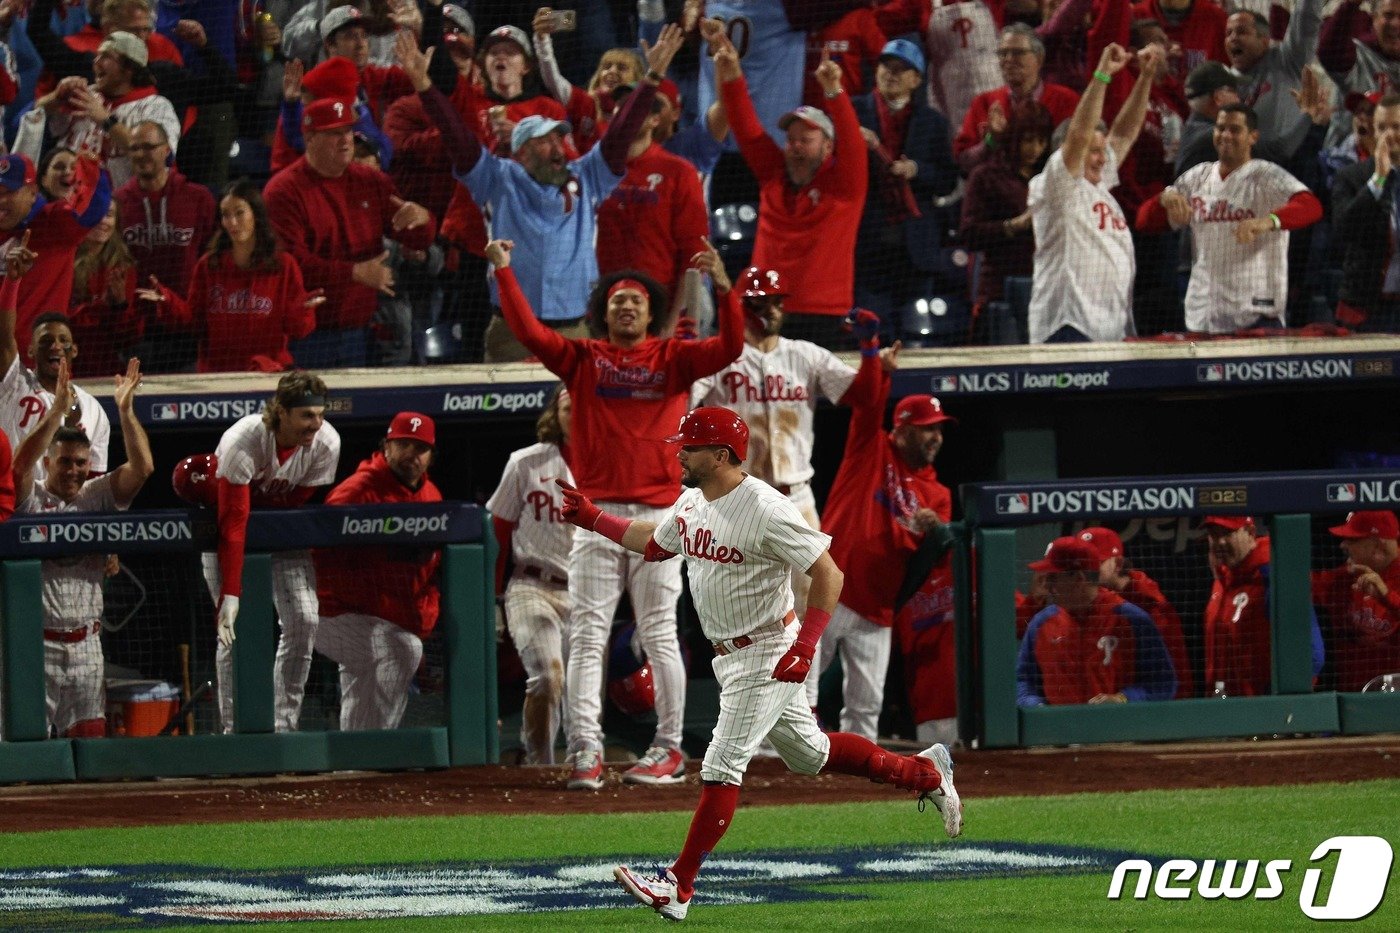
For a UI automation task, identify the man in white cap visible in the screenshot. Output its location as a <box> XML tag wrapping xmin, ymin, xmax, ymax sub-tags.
<box><xmin>397</xmin><ymin>25</ymin><xmax>686</xmax><ymax>362</ymax></box>
<box><xmin>25</xmin><ymin>31</ymin><xmax>180</xmax><ymax>189</ymax></box>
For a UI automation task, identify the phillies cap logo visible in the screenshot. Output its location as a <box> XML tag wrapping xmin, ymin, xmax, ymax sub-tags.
<box><xmin>409</xmin><ymin>417</ymin><xmax>422</xmax><ymax>433</ymax></box>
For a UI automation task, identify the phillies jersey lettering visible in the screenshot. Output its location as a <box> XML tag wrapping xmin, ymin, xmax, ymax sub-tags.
<box><xmin>1093</xmin><ymin>202</ymin><xmax>1128</xmax><ymax>231</ymax></box>
<box><xmin>594</xmin><ymin>357</ymin><xmax>666</xmax><ymax>401</ymax></box>
<box><xmin>0</xmin><ymin>357</ymin><xmax>111</xmax><ymax>478</ymax></box>
<box><xmin>903</xmin><ymin>581</ymin><xmax>955</xmax><ymax>633</ymax></box>
<box><xmin>1189</xmin><ymin>198</ymin><xmax>1256</xmax><ymax>223</ymax></box>
<box><xmin>213</xmin><ymin>413</ymin><xmax>340</xmax><ymax>499</ymax></box>
<box><xmin>876</xmin><ymin>463</ymin><xmax>926</xmax><ymax>530</ymax></box>
<box><xmin>526</xmin><ymin>489</ymin><xmax>566</xmax><ymax>523</ymax></box>
<box><xmin>485</xmin><ymin>441</ymin><xmax>575</xmax><ymax>579</ymax></box>
<box><xmin>675</xmin><ymin>516</ymin><xmax>745</xmax><ymax>564</ymax></box>
<box><xmin>208</xmin><ymin>284</ymin><xmax>275</xmax><ymax>316</ymax></box>
<box><xmin>609</xmin><ymin>174</ymin><xmax>667</xmax><ymax>205</ymax></box>
<box><xmin>717</xmin><ymin>370</ymin><xmax>811</xmax><ymax>403</ymax></box>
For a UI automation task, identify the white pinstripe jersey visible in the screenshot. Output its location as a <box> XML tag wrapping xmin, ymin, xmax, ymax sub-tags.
<box><xmin>20</xmin><ymin>474</ymin><xmax>123</xmax><ymax>626</ymax></box>
<box><xmin>1168</xmin><ymin>159</ymin><xmax>1308</xmax><ymax>333</ymax></box>
<box><xmin>924</xmin><ymin>0</ymin><xmax>1002</xmax><ymax>125</ymax></box>
<box><xmin>653</xmin><ymin>476</ymin><xmax>830</xmax><ymax>642</ymax></box>
<box><xmin>214</xmin><ymin>413</ymin><xmax>340</xmax><ymax>497</ymax></box>
<box><xmin>486</xmin><ymin>442</ymin><xmax>575</xmax><ymax>580</ymax></box>
<box><xmin>690</xmin><ymin>338</ymin><xmax>856</xmax><ymax>487</ymax></box>
<box><xmin>0</xmin><ymin>356</ymin><xmax>111</xmax><ymax>478</ymax></box>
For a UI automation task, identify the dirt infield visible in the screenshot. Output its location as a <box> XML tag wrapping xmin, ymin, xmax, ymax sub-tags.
<box><xmin>1</xmin><ymin>735</ymin><xmax>1395</xmax><ymax>833</ymax></box>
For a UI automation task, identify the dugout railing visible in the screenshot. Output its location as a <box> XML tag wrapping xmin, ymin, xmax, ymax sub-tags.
<box><xmin>0</xmin><ymin>503</ymin><xmax>497</xmax><ymax>784</ymax></box>
<box><xmin>959</xmin><ymin>471</ymin><xmax>1400</xmax><ymax>749</ymax></box>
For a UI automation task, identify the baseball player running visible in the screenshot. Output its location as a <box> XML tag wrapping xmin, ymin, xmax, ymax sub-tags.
<box><xmin>690</xmin><ymin>275</ymin><xmax>880</xmax><ymax>614</ymax></box>
<box><xmin>487</xmin><ymin>386</ymin><xmax>575</xmax><ymax>765</ymax></box>
<box><xmin>485</xmin><ymin>236</ymin><xmax>742</xmax><ymax>790</ymax></box>
<box><xmin>205</xmin><ymin>371</ymin><xmax>341</xmax><ymax>733</ymax></box>
<box><xmin>313</xmin><ymin>411</ymin><xmax>442</xmax><ymax>731</ymax></box>
<box><xmin>558</xmin><ymin>407</ymin><xmax>962</xmax><ymax>922</ymax></box>
<box><xmin>13</xmin><ymin>357</ymin><xmax>152</xmax><ymax>737</ymax></box>
<box><xmin>0</xmin><ymin>236</ymin><xmax>111</xmax><ymax>482</ymax></box>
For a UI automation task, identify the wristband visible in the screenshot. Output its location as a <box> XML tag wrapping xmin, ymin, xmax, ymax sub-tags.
<box><xmin>1269</xmin><ymin>213</ymin><xmax>1281</xmax><ymax>230</ymax></box>
<box><xmin>645</xmin><ymin>70</ymin><xmax>663</xmax><ymax>83</ymax></box>
<box><xmin>593</xmin><ymin>510</ymin><xmax>632</xmax><ymax>544</ymax></box>
<box><xmin>983</xmin><ymin>132</ymin><xmax>997</xmax><ymax>148</ymax></box>
<box><xmin>794</xmin><ymin>606</ymin><xmax>832</xmax><ymax>650</ymax></box>
<box><xmin>1374</xmin><ymin>173</ymin><xmax>1387</xmax><ymax>187</ymax></box>
<box><xmin>824</xmin><ymin>87</ymin><xmax>843</xmax><ymax>98</ymax></box>
<box><xmin>1093</xmin><ymin>70</ymin><xmax>1112</xmax><ymax>85</ymax></box>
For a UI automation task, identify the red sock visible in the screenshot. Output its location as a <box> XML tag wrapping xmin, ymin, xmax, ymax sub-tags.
<box><xmin>822</xmin><ymin>732</ymin><xmax>940</xmax><ymax>793</ymax></box>
<box><xmin>670</xmin><ymin>782</ymin><xmax>740</xmax><ymax>897</ymax></box>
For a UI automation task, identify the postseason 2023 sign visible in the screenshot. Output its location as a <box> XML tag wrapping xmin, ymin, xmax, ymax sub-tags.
<box><xmin>965</xmin><ymin>471</ymin><xmax>1400</xmax><ymax>525</ymax></box>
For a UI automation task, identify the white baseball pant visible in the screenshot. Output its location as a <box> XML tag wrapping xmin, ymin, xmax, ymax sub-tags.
<box><xmin>703</xmin><ymin>618</ymin><xmax>829</xmax><ymax>785</ymax></box>
<box><xmin>565</xmin><ymin>501</ymin><xmax>685</xmax><ymax>756</ymax></box>
<box><xmin>44</xmin><ymin>628</ymin><xmax>105</xmax><ymax>736</ymax></box>
<box><xmin>804</xmin><ymin>602</ymin><xmax>891</xmax><ymax>740</ymax></box>
<box><xmin>505</xmin><ymin>577</ymin><xmax>569</xmax><ymax>765</ymax></box>
<box><xmin>314</xmin><ymin>612</ymin><xmax>423</xmax><ymax>731</ymax></box>
<box><xmin>205</xmin><ymin>550</ymin><xmax>321</xmax><ymax>733</ymax></box>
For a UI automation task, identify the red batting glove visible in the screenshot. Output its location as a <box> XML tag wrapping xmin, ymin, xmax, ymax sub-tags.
<box><xmin>843</xmin><ymin>308</ymin><xmax>882</xmax><ymax>356</ymax></box>
<box><xmin>771</xmin><ymin>641</ymin><xmax>814</xmax><ymax>682</ymax></box>
<box><xmin>555</xmin><ymin>479</ymin><xmax>601</xmax><ymax>530</ymax></box>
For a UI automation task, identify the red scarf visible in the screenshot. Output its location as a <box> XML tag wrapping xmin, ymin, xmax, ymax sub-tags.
<box><xmin>873</xmin><ymin>94</ymin><xmax>921</xmax><ymax>224</ymax></box>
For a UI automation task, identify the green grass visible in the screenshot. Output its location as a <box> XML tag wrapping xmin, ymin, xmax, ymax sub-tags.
<box><xmin>2</xmin><ymin>779</ymin><xmax>1397</xmax><ymax>930</ymax></box>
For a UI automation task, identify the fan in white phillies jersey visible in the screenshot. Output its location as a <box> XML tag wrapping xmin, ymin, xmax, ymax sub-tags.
<box><xmin>205</xmin><ymin>371</ymin><xmax>341</xmax><ymax>733</ymax></box>
<box><xmin>1028</xmin><ymin>43</ymin><xmax>1162</xmax><ymax>344</ymax></box>
<box><xmin>0</xmin><ymin>242</ymin><xmax>110</xmax><ymax>482</ymax></box>
<box><xmin>690</xmin><ymin>270</ymin><xmax>880</xmax><ymax>613</ymax></box>
<box><xmin>13</xmin><ymin>358</ymin><xmax>152</xmax><ymax>738</ymax></box>
<box><xmin>874</xmin><ymin>0</ymin><xmax>1003</xmax><ymax>128</ymax></box>
<box><xmin>1137</xmin><ymin>103</ymin><xmax>1323</xmax><ymax>333</ymax></box>
<box><xmin>486</xmin><ymin>386</ymin><xmax>575</xmax><ymax>765</ymax></box>
<box><xmin>556</xmin><ymin>407</ymin><xmax>962</xmax><ymax>923</ymax></box>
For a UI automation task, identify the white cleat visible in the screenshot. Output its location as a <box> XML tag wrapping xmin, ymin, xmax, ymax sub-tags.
<box><xmin>614</xmin><ymin>864</ymin><xmax>690</xmax><ymax>921</ymax></box>
<box><xmin>916</xmin><ymin>743</ymin><xmax>963</xmax><ymax>838</ymax></box>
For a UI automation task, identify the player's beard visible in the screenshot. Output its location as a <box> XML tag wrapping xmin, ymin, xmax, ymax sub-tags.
<box><xmin>680</xmin><ymin>467</ymin><xmax>699</xmax><ymax>488</ymax></box>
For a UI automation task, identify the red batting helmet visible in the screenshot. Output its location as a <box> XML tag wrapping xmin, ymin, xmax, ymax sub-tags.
<box><xmin>738</xmin><ymin>266</ymin><xmax>787</xmax><ymax>299</ymax></box>
<box><xmin>666</xmin><ymin>407</ymin><xmax>748</xmax><ymax>461</ymax></box>
<box><xmin>172</xmin><ymin>453</ymin><xmax>218</xmax><ymax>507</ymax></box>
<box><xmin>608</xmin><ymin>662</ymin><xmax>655</xmax><ymax>716</ymax></box>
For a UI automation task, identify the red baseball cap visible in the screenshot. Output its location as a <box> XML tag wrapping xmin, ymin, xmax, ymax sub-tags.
<box><xmin>301</xmin><ymin>56</ymin><xmax>359</xmax><ymax>100</ymax></box>
<box><xmin>386</xmin><ymin>411</ymin><xmax>436</xmax><ymax>447</ymax></box>
<box><xmin>893</xmin><ymin>395</ymin><xmax>957</xmax><ymax>427</ymax></box>
<box><xmin>1077</xmin><ymin>526</ymin><xmax>1123</xmax><ymax>561</ymax></box>
<box><xmin>1029</xmin><ymin>537</ymin><xmax>1100</xmax><ymax>575</ymax></box>
<box><xmin>303</xmin><ymin>97</ymin><xmax>356</xmax><ymax>132</ymax></box>
<box><xmin>1202</xmin><ymin>515</ymin><xmax>1255</xmax><ymax>531</ymax></box>
<box><xmin>1329</xmin><ymin>510</ymin><xmax>1400</xmax><ymax>540</ymax></box>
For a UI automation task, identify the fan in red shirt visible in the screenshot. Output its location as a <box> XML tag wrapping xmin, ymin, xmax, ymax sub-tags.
<box><xmin>313</xmin><ymin>411</ymin><xmax>443</xmax><ymax>732</ymax></box>
<box><xmin>721</xmin><ymin>45</ymin><xmax>868</xmax><ymax>347</ymax></box>
<box><xmin>595</xmin><ymin>84</ymin><xmax>709</xmax><ymax>305</ymax></box>
<box><xmin>1132</xmin><ymin>0</ymin><xmax>1229</xmax><ymax>81</ymax></box>
<box><xmin>1076</xmin><ymin>526</ymin><xmax>1195</xmax><ymax>697</ymax></box>
<box><xmin>1311</xmin><ymin>511</ymin><xmax>1400</xmax><ymax>693</ymax></box>
<box><xmin>138</xmin><ymin>179</ymin><xmax>320</xmax><ymax>373</ymax></box>
<box><xmin>484</xmin><ymin>235</ymin><xmax>742</xmax><ymax>791</ymax></box>
<box><xmin>263</xmin><ymin>97</ymin><xmax>435</xmax><ymax>369</ymax></box>
<box><xmin>803</xmin><ymin>7</ymin><xmax>887</xmax><ymax>107</ymax></box>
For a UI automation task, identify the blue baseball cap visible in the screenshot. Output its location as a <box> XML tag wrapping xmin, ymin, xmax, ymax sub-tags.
<box><xmin>511</xmin><ymin>115</ymin><xmax>572</xmax><ymax>154</ymax></box>
<box><xmin>0</xmin><ymin>154</ymin><xmax>36</xmax><ymax>192</ymax></box>
<box><xmin>880</xmin><ymin>38</ymin><xmax>926</xmax><ymax>76</ymax></box>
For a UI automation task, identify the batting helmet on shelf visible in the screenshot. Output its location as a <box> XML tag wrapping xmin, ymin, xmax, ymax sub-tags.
<box><xmin>172</xmin><ymin>453</ymin><xmax>218</xmax><ymax>507</ymax></box>
<box><xmin>666</xmin><ymin>407</ymin><xmax>748</xmax><ymax>461</ymax></box>
<box><xmin>738</xmin><ymin>266</ymin><xmax>787</xmax><ymax>299</ymax></box>
<box><xmin>607</xmin><ymin>622</ymin><xmax>656</xmax><ymax>716</ymax></box>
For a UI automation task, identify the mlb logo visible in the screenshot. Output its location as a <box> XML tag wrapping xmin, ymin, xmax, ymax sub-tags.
<box><xmin>152</xmin><ymin>403</ymin><xmax>179</xmax><ymax>421</ymax></box>
<box><xmin>1328</xmin><ymin>483</ymin><xmax>1357</xmax><ymax>503</ymax></box>
<box><xmin>19</xmin><ymin>524</ymin><xmax>48</xmax><ymax>544</ymax></box>
<box><xmin>996</xmin><ymin>493</ymin><xmax>1030</xmax><ymax>515</ymax></box>
<box><xmin>938</xmin><ymin>375</ymin><xmax>958</xmax><ymax>392</ymax></box>
<box><xmin>1197</xmin><ymin>364</ymin><xmax>1224</xmax><ymax>382</ymax></box>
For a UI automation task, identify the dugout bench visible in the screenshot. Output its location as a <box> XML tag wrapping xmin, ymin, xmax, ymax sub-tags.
<box><xmin>959</xmin><ymin>471</ymin><xmax>1400</xmax><ymax>749</ymax></box>
<box><xmin>0</xmin><ymin>503</ymin><xmax>498</xmax><ymax>783</ymax></box>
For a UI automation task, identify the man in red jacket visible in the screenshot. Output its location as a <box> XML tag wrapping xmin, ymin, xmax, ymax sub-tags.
<box><xmin>720</xmin><ymin>43</ymin><xmax>867</xmax><ymax>348</ymax></box>
<box><xmin>264</xmin><ymin>97</ymin><xmax>435</xmax><ymax>369</ymax></box>
<box><xmin>1312</xmin><ymin>510</ymin><xmax>1400</xmax><ymax>692</ymax></box>
<box><xmin>485</xmin><ymin>235</ymin><xmax>742</xmax><ymax>791</ymax></box>
<box><xmin>314</xmin><ymin>411</ymin><xmax>442</xmax><ymax>732</ymax></box>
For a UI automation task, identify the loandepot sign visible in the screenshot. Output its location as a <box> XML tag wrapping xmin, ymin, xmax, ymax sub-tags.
<box><xmin>0</xmin><ymin>843</ymin><xmax>1139</xmax><ymax>926</ymax></box>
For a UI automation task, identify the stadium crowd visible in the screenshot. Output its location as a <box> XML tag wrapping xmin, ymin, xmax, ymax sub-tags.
<box><xmin>0</xmin><ymin>0</ymin><xmax>1396</xmax><ymax>771</ymax></box>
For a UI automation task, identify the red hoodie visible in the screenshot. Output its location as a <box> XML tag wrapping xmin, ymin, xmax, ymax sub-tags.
<box><xmin>115</xmin><ymin>169</ymin><xmax>217</xmax><ymax>297</ymax></box>
<box><xmin>314</xmin><ymin>452</ymin><xmax>443</xmax><ymax>637</ymax></box>
<box><xmin>1203</xmin><ymin>537</ymin><xmax>1273</xmax><ymax>697</ymax></box>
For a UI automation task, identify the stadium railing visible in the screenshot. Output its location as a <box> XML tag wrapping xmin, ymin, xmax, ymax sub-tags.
<box><xmin>959</xmin><ymin>471</ymin><xmax>1400</xmax><ymax>749</ymax></box>
<box><xmin>0</xmin><ymin>503</ymin><xmax>497</xmax><ymax>784</ymax></box>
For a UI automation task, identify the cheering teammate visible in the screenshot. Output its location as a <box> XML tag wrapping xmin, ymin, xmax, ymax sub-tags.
<box><xmin>555</xmin><ymin>407</ymin><xmax>961</xmax><ymax>922</ymax></box>
<box><xmin>691</xmin><ymin>283</ymin><xmax>880</xmax><ymax>614</ymax></box>
<box><xmin>206</xmin><ymin>371</ymin><xmax>341</xmax><ymax>733</ymax></box>
<box><xmin>485</xmin><ymin>236</ymin><xmax>742</xmax><ymax>790</ymax></box>
<box><xmin>486</xmin><ymin>386</ymin><xmax>575</xmax><ymax>765</ymax></box>
<box><xmin>1137</xmin><ymin>103</ymin><xmax>1323</xmax><ymax>333</ymax></box>
<box><xmin>314</xmin><ymin>412</ymin><xmax>442</xmax><ymax>732</ymax></box>
<box><xmin>13</xmin><ymin>357</ymin><xmax>152</xmax><ymax>738</ymax></box>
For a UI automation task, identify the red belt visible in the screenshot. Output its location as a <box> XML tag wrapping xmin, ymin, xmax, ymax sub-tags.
<box><xmin>44</xmin><ymin>621</ymin><xmax>100</xmax><ymax>643</ymax></box>
<box><xmin>713</xmin><ymin>611</ymin><xmax>797</xmax><ymax>657</ymax></box>
<box><xmin>517</xmin><ymin>564</ymin><xmax>567</xmax><ymax>588</ymax></box>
